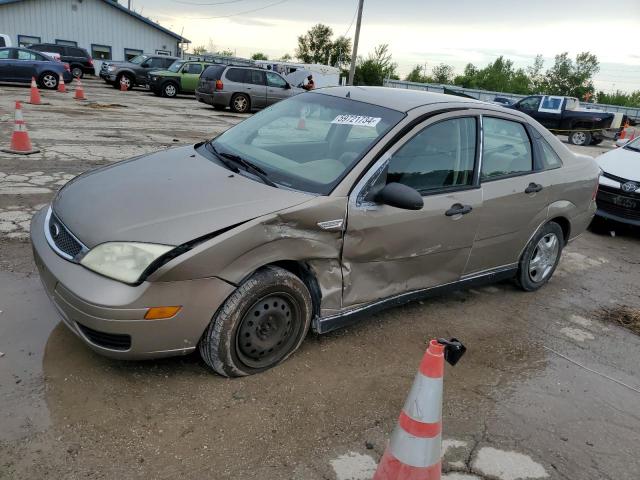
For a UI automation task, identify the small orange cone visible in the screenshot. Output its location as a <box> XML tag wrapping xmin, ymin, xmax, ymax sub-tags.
<box><xmin>57</xmin><ymin>74</ymin><xmax>66</xmax><ymax>93</ymax></box>
<box><xmin>1</xmin><ymin>101</ymin><xmax>40</xmax><ymax>155</ymax></box>
<box><xmin>29</xmin><ymin>77</ymin><xmax>42</xmax><ymax>105</ymax></box>
<box><xmin>74</xmin><ymin>78</ymin><xmax>86</xmax><ymax>100</ymax></box>
<box><xmin>120</xmin><ymin>76</ymin><xmax>128</xmax><ymax>92</ymax></box>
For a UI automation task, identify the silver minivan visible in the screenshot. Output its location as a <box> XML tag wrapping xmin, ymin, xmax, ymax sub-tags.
<box><xmin>196</xmin><ymin>65</ymin><xmax>302</xmax><ymax>113</ymax></box>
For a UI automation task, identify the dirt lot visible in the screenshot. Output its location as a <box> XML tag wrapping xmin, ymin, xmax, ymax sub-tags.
<box><xmin>1</xmin><ymin>79</ymin><xmax>639</xmax><ymax>480</ymax></box>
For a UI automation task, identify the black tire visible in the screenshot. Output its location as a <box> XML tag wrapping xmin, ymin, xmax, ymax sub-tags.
<box><xmin>589</xmin><ymin>215</ymin><xmax>611</xmax><ymax>234</ymax></box>
<box><xmin>568</xmin><ymin>130</ymin><xmax>592</xmax><ymax>146</ymax></box>
<box><xmin>516</xmin><ymin>222</ymin><xmax>564</xmax><ymax>292</ymax></box>
<box><xmin>212</xmin><ymin>104</ymin><xmax>226</xmax><ymax>110</ymax></box>
<box><xmin>161</xmin><ymin>81</ymin><xmax>179</xmax><ymax>98</ymax></box>
<box><xmin>39</xmin><ymin>71</ymin><xmax>59</xmax><ymax>90</ymax></box>
<box><xmin>199</xmin><ymin>266</ymin><xmax>313</xmax><ymax>377</ymax></box>
<box><xmin>590</xmin><ymin>138</ymin><xmax>603</xmax><ymax>145</ymax></box>
<box><xmin>71</xmin><ymin>65</ymin><xmax>84</xmax><ymax>78</ymax></box>
<box><xmin>115</xmin><ymin>73</ymin><xmax>133</xmax><ymax>91</ymax></box>
<box><xmin>230</xmin><ymin>93</ymin><xmax>251</xmax><ymax>113</ymax></box>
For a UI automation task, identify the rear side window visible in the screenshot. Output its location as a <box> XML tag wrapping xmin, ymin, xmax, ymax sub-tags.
<box><xmin>481</xmin><ymin>117</ymin><xmax>533</xmax><ymax>180</ymax></box>
<box><xmin>17</xmin><ymin>50</ymin><xmax>38</xmax><ymax>60</ymax></box>
<box><xmin>202</xmin><ymin>65</ymin><xmax>226</xmax><ymax>80</ymax></box>
<box><xmin>387</xmin><ymin>117</ymin><xmax>477</xmax><ymax>193</ymax></box>
<box><xmin>538</xmin><ymin>138</ymin><xmax>563</xmax><ymax>169</ymax></box>
<box><xmin>225</xmin><ymin>68</ymin><xmax>246</xmax><ymax>83</ymax></box>
<box><xmin>0</xmin><ymin>49</ymin><xmax>9</xmax><ymax>59</ymax></box>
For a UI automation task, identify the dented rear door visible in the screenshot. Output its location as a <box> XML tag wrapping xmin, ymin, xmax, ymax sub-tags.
<box><xmin>341</xmin><ymin>113</ymin><xmax>483</xmax><ymax>308</ymax></box>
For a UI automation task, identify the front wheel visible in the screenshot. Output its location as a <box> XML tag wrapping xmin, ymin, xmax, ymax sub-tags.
<box><xmin>39</xmin><ymin>72</ymin><xmax>59</xmax><ymax>90</ymax></box>
<box><xmin>161</xmin><ymin>81</ymin><xmax>178</xmax><ymax>98</ymax></box>
<box><xmin>568</xmin><ymin>130</ymin><xmax>592</xmax><ymax>146</ymax></box>
<box><xmin>199</xmin><ymin>266</ymin><xmax>313</xmax><ymax>377</ymax></box>
<box><xmin>516</xmin><ymin>222</ymin><xmax>564</xmax><ymax>291</ymax></box>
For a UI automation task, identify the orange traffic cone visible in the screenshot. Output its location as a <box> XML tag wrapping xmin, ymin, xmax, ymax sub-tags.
<box><xmin>28</xmin><ymin>77</ymin><xmax>42</xmax><ymax>105</ymax></box>
<box><xmin>1</xmin><ymin>101</ymin><xmax>40</xmax><ymax>155</ymax></box>
<box><xmin>120</xmin><ymin>76</ymin><xmax>128</xmax><ymax>92</ymax></box>
<box><xmin>373</xmin><ymin>339</ymin><xmax>465</xmax><ymax>480</ymax></box>
<box><xmin>296</xmin><ymin>111</ymin><xmax>306</xmax><ymax>130</ymax></box>
<box><xmin>74</xmin><ymin>78</ymin><xmax>86</xmax><ymax>100</ymax></box>
<box><xmin>57</xmin><ymin>74</ymin><xmax>66</xmax><ymax>93</ymax></box>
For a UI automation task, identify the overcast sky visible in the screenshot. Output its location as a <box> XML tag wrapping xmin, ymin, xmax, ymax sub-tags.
<box><xmin>130</xmin><ymin>0</ymin><xmax>639</xmax><ymax>92</ymax></box>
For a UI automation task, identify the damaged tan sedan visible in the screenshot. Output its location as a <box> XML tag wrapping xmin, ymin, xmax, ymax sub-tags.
<box><xmin>31</xmin><ymin>87</ymin><xmax>600</xmax><ymax>376</ymax></box>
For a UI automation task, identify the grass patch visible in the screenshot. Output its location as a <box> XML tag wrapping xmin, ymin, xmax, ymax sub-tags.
<box><xmin>598</xmin><ymin>306</ymin><xmax>640</xmax><ymax>335</ymax></box>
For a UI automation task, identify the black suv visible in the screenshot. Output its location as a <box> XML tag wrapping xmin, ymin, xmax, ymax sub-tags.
<box><xmin>29</xmin><ymin>43</ymin><xmax>94</xmax><ymax>78</ymax></box>
<box><xmin>99</xmin><ymin>54</ymin><xmax>179</xmax><ymax>91</ymax></box>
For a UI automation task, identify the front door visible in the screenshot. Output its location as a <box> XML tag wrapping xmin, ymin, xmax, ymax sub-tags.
<box><xmin>14</xmin><ymin>49</ymin><xmax>41</xmax><ymax>81</ymax></box>
<box><xmin>513</xmin><ymin>95</ymin><xmax>541</xmax><ymax>119</ymax></box>
<box><xmin>180</xmin><ymin>63</ymin><xmax>203</xmax><ymax>92</ymax></box>
<box><xmin>464</xmin><ymin>115</ymin><xmax>552</xmax><ymax>274</ymax></box>
<box><xmin>0</xmin><ymin>49</ymin><xmax>16</xmax><ymax>81</ymax></box>
<box><xmin>245</xmin><ymin>69</ymin><xmax>267</xmax><ymax>109</ymax></box>
<box><xmin>266</xmin><ymin>71</ymin><xmax>290</xmax><ymax>106</ymax></box>
<box><xmin>342</xmin><ymin>114</ymin><xmax>482</xmax><ymax>307</ymax></box>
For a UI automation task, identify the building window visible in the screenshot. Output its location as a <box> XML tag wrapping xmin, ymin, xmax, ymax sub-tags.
<box><xmin>18</xmin><ymin>35</ymin><xmax>41</xmax><ymax>47</ymax></box>
<box><xmin>56</xmin><ymin>39</ymin><xmax>77</xmax><ymax>47</ymax></box>
<box><xmin>124</xmin><ymin>48</ymin><xmax>143</xmax><ymax>61</ymax></box>
<box><xmin>91</xmin><ymin>44</ymin><xmax>112</xmax><ymax>60</ymax></box>
<box><xmin>155</xmin><ymin>50</ymin><xmax>171</xmax><ymax>56</ymax></box>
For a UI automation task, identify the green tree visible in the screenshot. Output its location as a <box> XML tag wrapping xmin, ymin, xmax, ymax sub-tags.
<box><xmin>251</xmin><ymin>52</ymin><xmax>269</xmax><ymax>60</ymax></box>
<box><xmin>354</xmin><ymin>44</ymin><xmax>398</xmax><ymax>86</ymax></box>
<box><xmin>296</xmin><ymin>24</ymin><xmax>334</xmax><ymax>64</ymax></box>
<box><xmin>597</xmin><ymin>90</ymin><xmax>640</xmax><ymax>107</ymax></box>
<box><xmin>526</xmin><ymin>54</ymin><xmax>545</xmax><ymax>93</ymax></box>
<box><xmin>542</xmin><ymin>52</ymin><xmax>599</xmax><ymax>98</ymax></box>
<box><xmin>191</xmin><ymin>45</ymin><xmax>207</xmax><ymax>55</ymax></box>
<box><xmin>280</xmin><ymin>53</ymin><xmax>292</xmax><ymax>62</ymax></box>
<box><xmin>218</xmin><ymin>49</ymin><xmax>234</xmax><ymax>57</ymax></box>
<box><xmin>330</xmin><ymin>36</ymin><xmax>352</xmax><ymax>70</ymax></box>
<box><xmin>405</xmin><ymin>64</ymin><xmax>428</xmax><ymax>83</ymax></box>
<box><xmin>431</xmin><ymin>63</ymin><xmax>454</xmax><ymax>84</ymax></box>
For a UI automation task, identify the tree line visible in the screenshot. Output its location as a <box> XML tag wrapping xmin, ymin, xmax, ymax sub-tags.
<box><xmin>190</xmin><ymin>23</ymin><xmax>639</xmax><ymax>108</ymax></box>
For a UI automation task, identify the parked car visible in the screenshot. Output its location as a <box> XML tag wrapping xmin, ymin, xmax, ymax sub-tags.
<box><xmin>493</xmin><ymin>96</ymin><xmax>514</xmax><ymax>106</ymax></box>
<box><xmin>99</xmin><ymin>54</ymin><xmax>178</xmax><ymax>90</ymax></box>
<box><xmin>0</xmin><ymin>47</ymin><xmax>73</xmax><ymax>89</ymax></box>
<box><xmin>147</xmin><ymin>60</ymin><xmax>216</xmax><ymax>97</ymax></box>
<box><xmin>593</xmin><ymin>136</ymin><xmax>640</xmax><ymax>226</ymax></box>
<box><xmin>31</xmin><ymin>88</ymin><xmax>599</xmax><ymax>376</ymax></box>
<box><xmin>196</xmin><ymin>65</ymin><xmax>302</xmax><ymax>113</ymax></box>
<box><xmin>0</xmin><ymin>34</ymin><xmax>11</xmax><ymax>48</ymax></box>
<box><xmin>509</xmin><ymin>95</ymin><xmax>626</xmax><ymax>146</ymax></box>
<box><xmin>29</xmin><ymin>43</ymin><xmax>93</xmax><ymax>78</ymax></box>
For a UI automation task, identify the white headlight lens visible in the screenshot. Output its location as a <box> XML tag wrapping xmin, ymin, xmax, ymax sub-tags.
<box><xmin>107</xmin><ymin>65</ymin><xmax>116</xmax><ymax>72</ymax></box>
<box><xmin>80</xmin><ymin>242</ymin><xmax>173</xmax><ymax>284</ymax></box>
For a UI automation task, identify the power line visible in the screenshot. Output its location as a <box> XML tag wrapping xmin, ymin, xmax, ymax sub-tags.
<box><xmin>342</xmin><ymin>0</ymin><xmax>359</xmax><ymax>38</ymax></box>
<box><xmin>186</xmin><ymin>0</ymin><xmax>290</xmax><ymax>19</ymax></box>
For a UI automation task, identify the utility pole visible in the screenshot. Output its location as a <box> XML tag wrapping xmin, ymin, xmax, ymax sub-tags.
<box><xmin>348</xmin><ymin>0</ymin><xmax>364</xmax><ymax>85</ymax></box>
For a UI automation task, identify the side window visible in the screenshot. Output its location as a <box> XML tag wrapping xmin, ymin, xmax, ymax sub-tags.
<box><xmin>185</xmin><ymin>63</ymin><xmax>203</xmax><ymax>75</ymax></box>
<box><xmin>266</xmin><ymin>72</ymin><xmax>287</xmax><ymax>88</ymax></box>
<box><xmin>163</xmin><ymin>58</ymin><xmax>176</xmax><ymax>68</ymax></box>
<box><xmin>248</xmin><ymin>70</ymin><xmax>266</xmax><ymax>85</ymax></box>
<box><xmin>69</xmin><ymin>48</ymin><xmax>87</xmax><ymax>57</ymax></box>
<box><xmin>538</xmin><ymin>138</ymin><xmax>563</xmax><ymax>169</ymax></box>
<box><xmin>0</xmin><ymin>49</ymin><xmax>9</xmax><ymax>59</ymax></box>
<box><xmin>387</xmin><ymin>117</ymin><xmax>477</xmax><ymax>193</ymax></box>
<box><xmin>225</xmin><ymin>68</ymin><xmax>246</xmax><ymax>83</ymax></box>
<box><xmin>17</xmin><ymin>50</ymin><xmax>37</xmax><ymax>60</ymax></box>
<box><xmin>481</xmin><ymin>117</ymin><xmax>533</xmax><ymax>180</ymax></box>
<box><xmin>518</xmin><ymin>96</ymin><xmax>541</xmax><ymax>110</ymax></box>
<box><xmin>540</xmin><ymin>97</ymin><xmax>562</xmax><ymax>111</ymax></box>
<box><xmin>146</xmin><ymin>57</ymin><xmax>165</xmax><ymax>68</ymax></box>
<box><xmin>0</xmin><ymin>38</ymin><xmax>5</xmax><ymax>48</ymax></box>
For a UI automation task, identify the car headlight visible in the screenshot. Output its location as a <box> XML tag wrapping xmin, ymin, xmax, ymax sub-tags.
<box><xmin>107</xmin><ymin>65</ymin><xmax>116</xmax><ymax>72</ymax></box>
<box><xmin>151</xmin><ymin>76</ymin><xmax>158</xmax><ymax>81</ymax></box>
<box><xmin>80</xmin><ymin>242</ymin><xmax>174</xmax><ymax>284</ymax></box>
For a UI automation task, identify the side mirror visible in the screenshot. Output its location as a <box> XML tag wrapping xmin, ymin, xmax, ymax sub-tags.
<box><xmin>284</xmin><ymin>83</ymin><xmax>291</xmax><ymax>89</ymax></box>
<box><xmin>376</xmin><ymin>182</ymin><xmax>423</xmax><ymax>210</ymax></box>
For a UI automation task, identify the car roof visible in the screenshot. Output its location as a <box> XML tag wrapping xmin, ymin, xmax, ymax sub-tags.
<box><xmin>316</xmin><ymin>86</ymin><xmax>486</xmax><ymax>113</ymax></box>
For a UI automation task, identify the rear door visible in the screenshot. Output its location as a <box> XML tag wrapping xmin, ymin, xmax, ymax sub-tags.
<box><xmin>180</xmin><ymin>62</ymin><xmax>204</xmax><ymax>92</ymax></box>
<box><xmin>464</xmin><ymin>114</ymin><xmax>553</xmax><ymax>274</ymax></box>
<box><xmin>266</xmin><ymin>71</ymin><xmax>291</xmax><ymax>105</ymax></box>
<box><xmin>14</xmin><ymin>49</ymin><xmax>42</xmax><ymax>81</ymax></box>
<box><xmin>342</xmin><ymin>113</ymin><xmax>482</xmax><ymax>307</ymax></box>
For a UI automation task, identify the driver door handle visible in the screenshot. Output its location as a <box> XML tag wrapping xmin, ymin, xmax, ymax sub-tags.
<box><xmin>445</xmin><ymin>203</ymin><xmax>473</xmax><ymax>216</ymax></box>
<box><xmin>525</xmin><ymin>182</ymin><xmax>543</xmax><ymax>194</ymax></box>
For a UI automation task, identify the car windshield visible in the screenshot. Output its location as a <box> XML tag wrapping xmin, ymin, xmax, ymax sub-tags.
<box><xmin>168</xmin><ymin>61</ymin><xmax>185</xmax><ymax>72</ymax></box>
<box><xmin>129</xmin><ymin>55</ymin><xmax>148</xmax><ymax>65</ymax></box>
<box><xmin>623</xmin><ymin>136</ymin><xmax>640</xmax><ymax>152</ymax></box>
<box><xmin>210</xmin><ymin>93</ymin><xmax>405</xmax><ymax>194</ymax></box>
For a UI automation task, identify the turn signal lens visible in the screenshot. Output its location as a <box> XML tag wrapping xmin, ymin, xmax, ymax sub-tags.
<box><xmin>145</xmin><ymin>306</ymin><xmax>182</xmax><ymax>320</ymax></box>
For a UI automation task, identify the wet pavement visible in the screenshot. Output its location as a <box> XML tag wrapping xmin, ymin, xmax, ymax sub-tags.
<box><xmin>1</xmin><ymin>79</ymin><xmax>639</xmax><ymax>479</ymax></box>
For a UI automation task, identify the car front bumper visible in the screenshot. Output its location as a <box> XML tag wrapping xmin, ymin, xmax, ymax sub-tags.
<box><xmin>30</xmin><ymin>207</ymin><xmax>236</xmax><ymax>360</ymax></box>
<box><xmin>596</xmin><ymin>184</ymin><xmax>640</xmax><ymax>226</ymax></box>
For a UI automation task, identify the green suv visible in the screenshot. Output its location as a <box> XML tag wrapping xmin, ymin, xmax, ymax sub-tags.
<box><xmin>148</xmin><ymin>60</ymin><xmax>214</xmax><ymax>97</ymax></box>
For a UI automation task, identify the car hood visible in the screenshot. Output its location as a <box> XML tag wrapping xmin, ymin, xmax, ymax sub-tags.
<box><xmin>596</xmin><ymin>147</ymin><xmax>640</xmax><ymax>182</ymax></box>
<box><xmin>53</xmin><ymin>145</ymin><xmax>313</xmax><ymax>248</ymax></box>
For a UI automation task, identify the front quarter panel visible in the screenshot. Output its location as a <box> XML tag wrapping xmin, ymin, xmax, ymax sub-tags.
<box><xmin>151</xmin><ymin>196</ymin><xmax>347</xmax><ymax>314</ymax></box>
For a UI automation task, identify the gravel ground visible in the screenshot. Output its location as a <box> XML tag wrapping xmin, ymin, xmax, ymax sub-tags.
<box><xmin>0</xmin><ymin>78</ymin><xmax>639</xmax><ymax>480</ymax></box>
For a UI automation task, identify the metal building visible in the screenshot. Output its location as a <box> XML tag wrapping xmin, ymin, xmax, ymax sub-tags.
<box><xmin>0</xmin><ymin>0</ymin><xmax>189</xmax><ymax>71</ymax></box>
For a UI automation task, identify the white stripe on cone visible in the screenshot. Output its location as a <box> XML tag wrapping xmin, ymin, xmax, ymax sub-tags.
<box><xmin>388</xmin><ymin>428</ymin><xmax>442</xmax><ymax>468</ymax></box>
<box><xmin>402</xmin><ymin>373</ymin><xmax>443</xmax><ymax>423</ymax></box>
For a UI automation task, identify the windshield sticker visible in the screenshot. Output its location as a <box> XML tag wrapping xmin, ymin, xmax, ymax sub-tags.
<box><xmin>331</xmin><ymin>115</ymin><xmax>381</xmax><ymax>127</ymax></box>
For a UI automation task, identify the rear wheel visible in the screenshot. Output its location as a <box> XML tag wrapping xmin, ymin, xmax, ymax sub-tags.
<box><xmin>71</xmin><ymin>66</ymin><xmax>84</xmax><ymax>78</ymax></box>
<box><xmin>230</xmin><ymin>93</ymin><xmax>250</xmax><ymax>113</ymax></box>
<box><xmin>516</xmin><ymin>222</ymin><xmax>564</xmax><ymax>291</ymax></box>
<box><xmin>39</xmin><ymin>71</ymin><xmax>59</xmax><ymax>90</ymax></box>
<box><xmin>199</xmin><ymin>266</ymin><xmax>312</xmax><ymax>377</ymax></box>
<box><xmin>568</xmin><ymin>130</ymin><xmax>592</xmax><ymax>146</ymax></box>
<box><xmin>161</xmin><ymin>81</ymin><xmax>179</xmax><ymax>98</ymax></box>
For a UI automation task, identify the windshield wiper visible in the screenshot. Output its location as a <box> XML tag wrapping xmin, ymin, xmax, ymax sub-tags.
<box><xmin>209</xmin><ymin>143</ymin><xmax>278</xmax><ymax>188</ymax></box>
<box><xmin>625</xmin><ymin>145</ymin><xmax>640</xmax><ymax>153</ymax></box>
<box><xmin>205</xmin><ymin>142</ymin><xmax>240</xmax><ymax>173</ymax></box>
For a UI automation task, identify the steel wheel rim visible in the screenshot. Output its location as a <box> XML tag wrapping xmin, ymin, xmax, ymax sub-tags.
<box><xmin>234</xmin><ymin>96</ymin><xmax>247</xmax><ymax>112</ymax></box>
<box><xmin>122</xmin><ymin>77</ymin><xmax>131</xmax><ymax>88</ymax></box>
<box><xmin>165</xmin><ymin>84</ymin><xmax>176</xmax><ymax>96</ymax></box>
<box><xmin>236</xmin><ymin>293</ymin><xmax>301</xmax><ymax>369</ymax></box>
<box><xmin>528</xmin><ymin>233</ymin><xmax>559</xmax><ymax>283</ymax></box>
<box><xmin>43</xmin><ymin>75</ymin><xmax>56</xmax><ymax>88</ymax></box>
<box><xmin>572</xmin><ymin>132</ymin><xmax>586</xmax><ymax>144</ymax></box>
<box><xmin>72</xmin><ymin>67</ymin><xmax>82</xmax><ymax>78</ymax></box>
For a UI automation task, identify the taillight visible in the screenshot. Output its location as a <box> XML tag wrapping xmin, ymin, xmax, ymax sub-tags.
<box><xmin>88</xmin><ymin>56</ymin><xmax>94</xmax><ymax>66</ymax></box>
<box><xmin>215</xmin><ymin>79</ymin><xmax>223</xmax><ymax>90</ymax></box>
<box><xmin>63</xmin><ymin>62</ymin><xmax>70</xmax><ymax>72</ymax></box>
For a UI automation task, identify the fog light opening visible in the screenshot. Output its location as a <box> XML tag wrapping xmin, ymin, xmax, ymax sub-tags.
<box><xmin>144</xmin><ymin>306</ymin><xmax>182</xmax><ymax>320</ymax></box>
